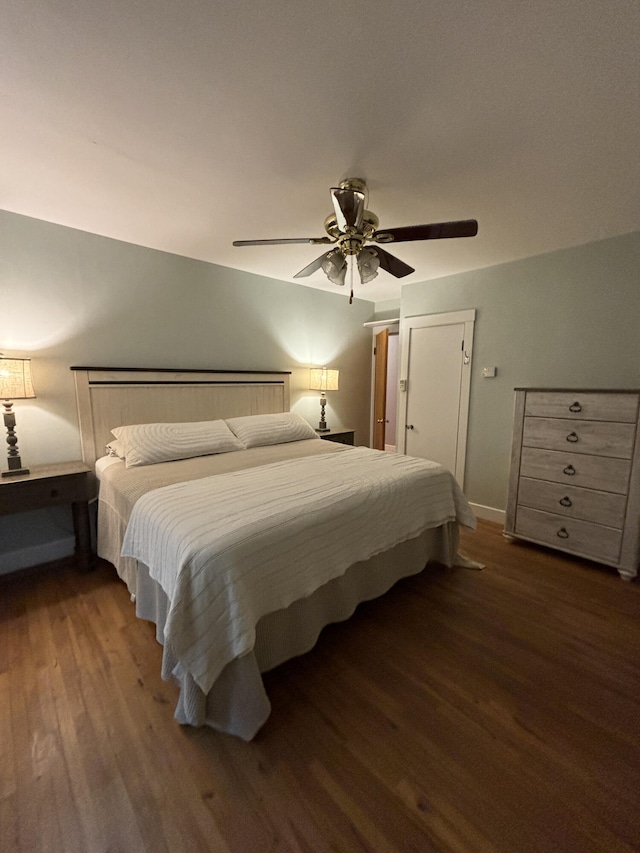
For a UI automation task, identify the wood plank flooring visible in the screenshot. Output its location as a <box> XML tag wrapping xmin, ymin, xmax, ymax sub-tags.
<box><xmin>1</xmin><ymin>519</ymin><xmax>639</xmax><ymax>852</ymax></box>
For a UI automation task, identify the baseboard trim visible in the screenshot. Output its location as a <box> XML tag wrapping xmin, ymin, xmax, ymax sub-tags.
<box><xmin>0</xmin><ymin>536</ymin><xmax>75</xmax><ymax>576</ymax></box>
<box><xmin>469</xmin><ymin>503</ymin><xmax>505</xmax><ymax>525</ymax></box>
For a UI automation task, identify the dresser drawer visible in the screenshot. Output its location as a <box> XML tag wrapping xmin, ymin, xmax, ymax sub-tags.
<box><xmin>524</xmin><ymin>391</ymin><xmax>639</xmax><ymax>423</ymax></box>
<box><xmin>519</xmin><ymin>447</ymin><xmax>630</xmax><ymax>493</ymax></box>
<box><xmin>515</xmin><ymin>506</ymin><xmax>623</xmax><ymax>565</ymax></box>
<box><xmin>516</xmin><ymin>477</ymin><xmax>627</xmax><ymax>528</ymax></box>
<box><xmin>523</xmin><ymin>417</ymin><xmax>636</xmax><ymax>458</ymax></box>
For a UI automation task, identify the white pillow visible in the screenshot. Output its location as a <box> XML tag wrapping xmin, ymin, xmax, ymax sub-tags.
<box><xmin>111</xmin><ymin>420</ymin><xmax>245</xmax><ymax>468</ymax></box>
<box><xmin>225</xmin><ymin>412</ymin><xmax>318</xmax><ymax>448</ymax></box>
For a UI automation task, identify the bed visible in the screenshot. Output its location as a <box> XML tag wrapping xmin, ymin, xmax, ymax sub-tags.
<box><xmin>72</xmin><ymin>366</ymin><xmax>476</xmax><ymax>740</ymax></box>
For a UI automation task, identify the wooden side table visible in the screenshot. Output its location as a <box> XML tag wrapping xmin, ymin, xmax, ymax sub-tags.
<box><xmin>319</xmin><ymin>429</ymin><xmax>355</xmax><ymax>446</ymax></box>
<box><xmin>0</xmin><ymin>461</ymin><xmax>94</xmax><ymax>571</ymax></box>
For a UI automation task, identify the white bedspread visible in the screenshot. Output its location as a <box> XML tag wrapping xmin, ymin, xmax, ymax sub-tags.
<box><xmin>121</xmin><ymin>447</ymin><xmax>476</xmax><ymax>694</ymax></box>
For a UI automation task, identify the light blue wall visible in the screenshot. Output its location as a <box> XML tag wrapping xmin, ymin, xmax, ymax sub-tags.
<box><xmin>0</xmin><ymin>210</ymin><xmax>375</xmax><ymax>570</ymax></box>
<box><xmin>371</xmin><ymin>299</ymin><xmax>400</xmax><ymax>320</ymax></box>
<box><xmin>399</xmin><ymin>231</ymin><xmax>640</xmax><ymax>510</ymax></box>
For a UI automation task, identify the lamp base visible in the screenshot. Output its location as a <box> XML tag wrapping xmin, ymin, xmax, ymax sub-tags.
<box><xmin>2</xmin><ymin>452</ymin><xmax>29</xmax><ymax>477</ymax></box>
<box><xmin>3</xmin><ymin>405</ymin><xmax>30</xmax><ymax>477</ymax></box>
<box><xmin>316</xmin><ymin>395</ymin><xmax>330</xmax><ymax>432</ymax></box>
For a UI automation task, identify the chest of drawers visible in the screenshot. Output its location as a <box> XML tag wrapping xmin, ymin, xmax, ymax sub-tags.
<box><xmin>504</xmin><ymin>389</ymin><xmax>640</xmax><ymax>580</ymax></box>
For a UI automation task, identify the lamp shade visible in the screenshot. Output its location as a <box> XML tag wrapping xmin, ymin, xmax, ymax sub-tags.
<box><xmin>309</xmin><ymin>368</ymin><xmax>339</xmax><ymax>392</ymax></box>
<box><xmin>0</xmin><ymin>358</ymin><xmax>36</xmax><ymax>400</ymax></box>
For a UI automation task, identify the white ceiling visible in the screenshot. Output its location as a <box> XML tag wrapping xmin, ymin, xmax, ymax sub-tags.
<box><xmin>2</xmin><ymin>0</ymin><xmax>639</xmax><ymax>303</ymax></box>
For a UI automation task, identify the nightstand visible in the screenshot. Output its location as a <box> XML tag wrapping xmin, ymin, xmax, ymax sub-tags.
<box><xmin>318</xmin><ymin>429</ymin><xmax>355</xmax><ymax>446</ymax></box>
<box><xmin>0</xmin><ymin>461</ymin><xmax>94</xmax><ymax>571</ymax></box>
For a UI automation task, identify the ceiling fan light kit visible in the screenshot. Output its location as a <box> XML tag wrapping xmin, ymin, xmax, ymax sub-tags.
<box><xmin>233</xmin><ymin>178</ymin><xmax>478</xmax><ymax>302</ymax></box>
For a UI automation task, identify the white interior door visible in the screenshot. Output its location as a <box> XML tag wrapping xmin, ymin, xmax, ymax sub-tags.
<box><xmin>398</xmin><ymin>310</ymin><xmax>475</xmax><ymax>486</ymax></box>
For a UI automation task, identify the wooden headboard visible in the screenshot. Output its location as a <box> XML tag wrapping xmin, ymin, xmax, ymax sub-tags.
<box><xmin>71</xmin><ymin>367</ymin><xmax>291</xmax><ymax>469</ymax></box>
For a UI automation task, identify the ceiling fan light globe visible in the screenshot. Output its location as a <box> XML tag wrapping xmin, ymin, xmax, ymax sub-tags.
<box><xmin>321</xmin><ymin>249</ymin><xmax>347</xmax><ymax>286</ymax></box>
<box><xmin>357</xmin><ymin>248</ymin><xmax>380</xmax><ymax>283</ymax></box>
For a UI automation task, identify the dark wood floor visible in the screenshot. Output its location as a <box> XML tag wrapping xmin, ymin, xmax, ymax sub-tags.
<box><xmin>1</xmin><ymin>519</ymin><xmax>639</xmax><ymax>852</ymax></box>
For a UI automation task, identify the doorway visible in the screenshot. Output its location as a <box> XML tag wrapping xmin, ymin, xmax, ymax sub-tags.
<box><xmin>398</xmin><ymin>309</ymin><xmax>475</xmax><ymax>486</ymax></box>
<box><xmin>369</xmin><ymin>322</ymin><xmax>400</xmax><ymax>450</ymax></box>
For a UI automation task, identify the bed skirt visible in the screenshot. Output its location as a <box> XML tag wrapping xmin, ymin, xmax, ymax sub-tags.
<box><xmin>130</xmin><ymin>522</ymin><xmax>460</xmax><ymax>740</ymax></box>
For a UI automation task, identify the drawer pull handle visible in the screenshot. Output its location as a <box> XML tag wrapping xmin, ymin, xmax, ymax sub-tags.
<box><xmin>559</xmin><ymin>496</ymin><xmax>572</xmax><ymax>507</ymax></box>
<box><xmin>569</xmin><ymin>401</ymin><xmax>582</xmax><ymax>412</ymax></box>
<box><xmin>557</xmin><ymin>527</ymin><xmax>569</xmax><ymax>539</ymax></box>
<box><xmin>563</xmin><ymin>464</ymin><xmax>576</xmax><ymax>476</ymax></box>
<box><xmin>566</xmin><ymin>431</ymin><xmax>579</xmax><ymax>443</ymax></box>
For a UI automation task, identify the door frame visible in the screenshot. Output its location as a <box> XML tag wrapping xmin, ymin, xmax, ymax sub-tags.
<box><xmin>398</xmin><ymin>309</ymin><xmax>475</xmax><ymax>485</ymax></box>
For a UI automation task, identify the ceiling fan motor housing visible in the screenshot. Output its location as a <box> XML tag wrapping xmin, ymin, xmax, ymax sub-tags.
<box><xmin>324</xmin><ymin>210</ymin><xmax>379</xmax><ymax>243</ymax></box>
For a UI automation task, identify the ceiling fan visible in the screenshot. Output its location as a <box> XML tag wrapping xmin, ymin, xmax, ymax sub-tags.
<box><xmin>233</xmin><ymin>178</ymin><xmax>478</xmax><ymax>302</ymax></box>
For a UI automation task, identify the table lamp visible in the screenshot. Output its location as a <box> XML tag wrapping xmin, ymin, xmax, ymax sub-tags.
<box><xmin>0</xmin><ymin>356</ymin><xmax>36</xmax><ymax>477</ymax></box>
<box><xmin>309</xmin><ymin>367</ymin><xmax>339</xmax><ymax>432</ymax></box>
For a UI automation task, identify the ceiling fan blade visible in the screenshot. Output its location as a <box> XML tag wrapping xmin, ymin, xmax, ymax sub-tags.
<box><xmin>233</xmin><ymin>237</ymin><xmax>334</xmax><ymax>247</ymax></box>
<box><xmin>293</xmin><ymin>251</ymin><xmax>334</xmax><ymax>278</ymax></box>
<box><xmin>330</xmin><ymin>187</ymin><xmax>365</xmax><ymax>231</ymax></box>
<box><xmin>372</xmin><ymin>247</ymin><xmax>414</xmax><ymax>278</ymax></box>
<box><xmin>373</xmin><ymin>219</ymin><xmax>478</xmax><ymax>244</ymax></box>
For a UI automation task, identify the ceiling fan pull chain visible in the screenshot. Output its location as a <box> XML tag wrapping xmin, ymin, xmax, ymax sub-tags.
<box><xmin>349</xmin><ymin>254</ymin><xmax>354</xmax><ymax>303</ymax></box>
